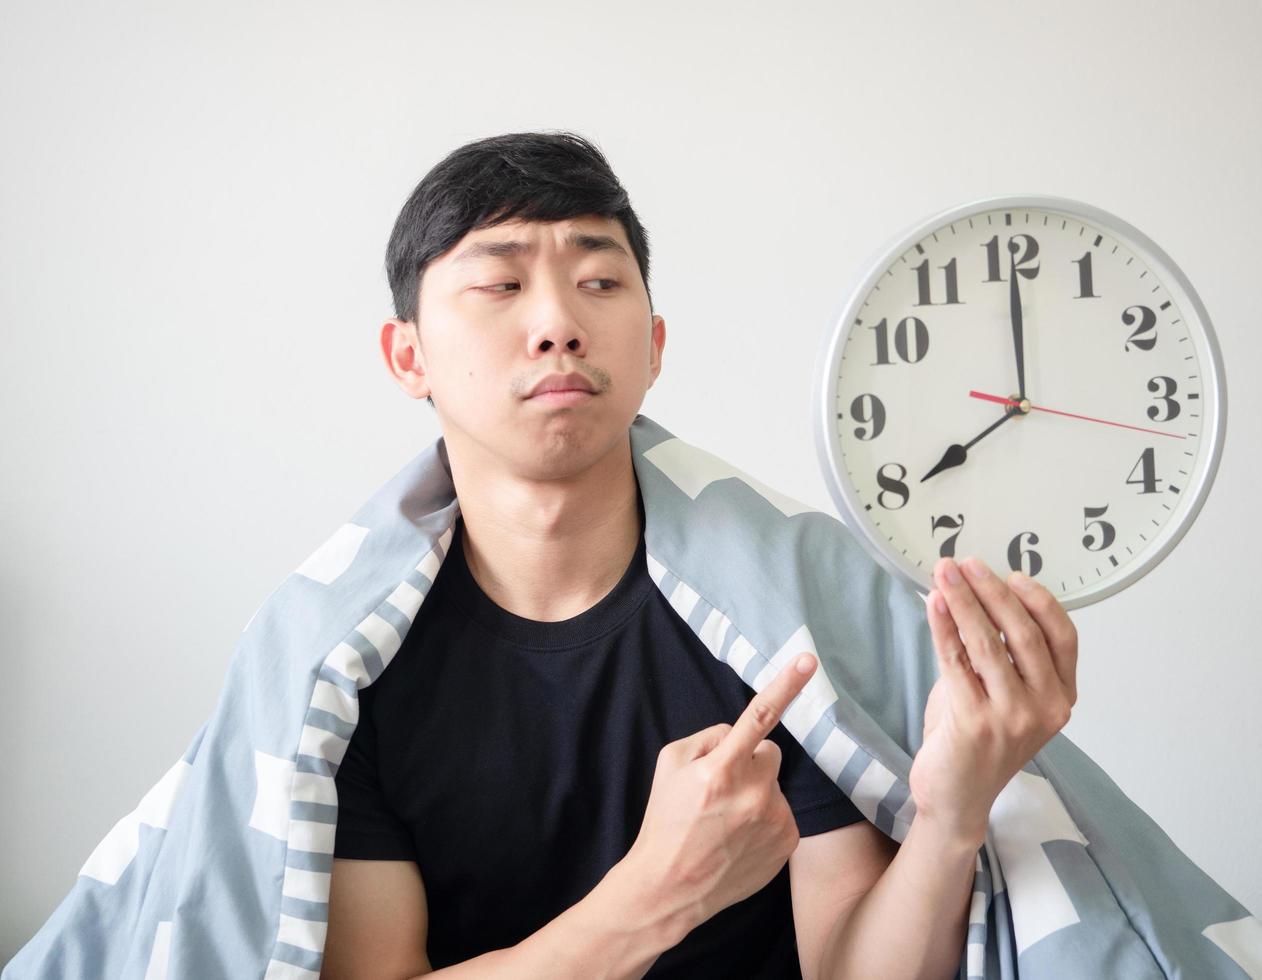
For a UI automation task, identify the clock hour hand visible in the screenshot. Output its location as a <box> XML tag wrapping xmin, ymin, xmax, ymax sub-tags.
<box><xmin>1009</xmin><ymin>243</ymin><xmax>1027</xmax><ymax>399</ymax></box>
<box><xmin>920</xmin><ymin>412</ymin><xmax>1015</xmax><ymax>482</ymax></box>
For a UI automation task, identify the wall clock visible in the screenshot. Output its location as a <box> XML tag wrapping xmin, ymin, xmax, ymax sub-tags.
<box><xmin>812</xmin><ymin>195</ymin><xmax>1227</xmax><ymax>609</ymax></box>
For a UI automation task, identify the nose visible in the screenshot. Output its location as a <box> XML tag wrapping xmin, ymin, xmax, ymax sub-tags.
<box><xmin>524</xmin><ymin>276</ymin><xmax>589</xmax><ymax>356</ymax></box>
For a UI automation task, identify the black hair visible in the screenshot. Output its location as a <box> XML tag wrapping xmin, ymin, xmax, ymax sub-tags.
<box><xmin>385</xmin><ymin>131</ymin><xmax>654</xmax><ymax>408</ymax></box>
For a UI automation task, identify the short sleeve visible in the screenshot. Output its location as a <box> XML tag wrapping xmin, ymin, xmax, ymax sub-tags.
<box><xmin>770</xmin><ymin>724</ymin><xmax>868</xmax><ymax>837</ymax></box>
<box><xmin>333</xmin><ymin>685</ymin><xmax>418</xmax><ymax>861</ymax></box>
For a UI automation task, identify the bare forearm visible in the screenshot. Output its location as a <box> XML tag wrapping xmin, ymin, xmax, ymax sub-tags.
<box><xmin>818</xmin><ymin>814</ymin><xmax>979</xmax><ymax>980</ymax></box>
<box><xmin>418</xmin><ymin>859</ymin><xmax>691</xmax><ymax>980</ymax></box>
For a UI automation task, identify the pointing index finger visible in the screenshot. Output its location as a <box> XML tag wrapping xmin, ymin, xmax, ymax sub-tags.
<box><xmin>717</xmin><ymin>653</ymin><xmax>817</xmax><ymax>764</ymax></box>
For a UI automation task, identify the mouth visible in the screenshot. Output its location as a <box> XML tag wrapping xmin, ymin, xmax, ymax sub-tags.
<box><xmin>528</xmin><ymin>389</ymin><xmax>595</xmax><ymax>406</ymax></box>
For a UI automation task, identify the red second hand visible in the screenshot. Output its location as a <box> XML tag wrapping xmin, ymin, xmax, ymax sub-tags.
<box><xmin>968</xmin><ymin>390</ymin><xmax>1187</xmax><ymax>440</ymax></box>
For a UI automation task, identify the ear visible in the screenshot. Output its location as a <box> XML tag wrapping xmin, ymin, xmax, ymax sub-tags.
<box><xmin>380</xmin><ymin>318</ymin><xmax>433</xmax><ymax>400</ymax></box>
<box><xmin>647</xmin><ymin>314</ymin><xmax>666</xmax><ymax>387</ymax></box>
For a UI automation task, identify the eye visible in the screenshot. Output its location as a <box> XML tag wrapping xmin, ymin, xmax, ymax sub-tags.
<box><xmin>475</xmin><ymin>278</ymin><xmax>619</xmax><ymax>294</ymax></box>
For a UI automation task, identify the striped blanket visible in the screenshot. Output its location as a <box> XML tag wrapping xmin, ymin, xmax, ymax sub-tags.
<box><xmin>5</xmin><ymin>413</ymin><xmax>1259</xmax><ymax>978</ymax></box>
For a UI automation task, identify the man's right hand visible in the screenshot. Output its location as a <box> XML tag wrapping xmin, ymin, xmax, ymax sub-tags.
<box><xmin>618</xmin><ymin>651</ymin><xmax>820</xmax><ymax>934</ymax></box>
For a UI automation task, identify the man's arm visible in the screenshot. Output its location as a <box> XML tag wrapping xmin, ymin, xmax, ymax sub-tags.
<box><xmin>792</xmin><ymin>557</ymin><xmax>1080</xmax><ymax>978</ymax></box>
<box><xmin>425</xmin><ymin>857</ymin><xmax>691</xmax><ymax>980</ymax></box>
<box><xmin>794</xmin><ymin>555</ymin><xmax>1078</xmax><ymax>980</ymax></box>
<box><xmin>320</xmin><ymin>855</ymin><xmax>692</xmax><ymax>980</ymax></box>
<box><xmin>792</xmin><ymin>813</ymin><xmax>976</xmax><ymax>980</ymax></box>
<box><xmin>321</xmin><ymin>859</ymin><xmax>431</xmax><ymax>979</ymax></box>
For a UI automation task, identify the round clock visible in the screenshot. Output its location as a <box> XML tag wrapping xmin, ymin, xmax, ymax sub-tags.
<box><xmin>811</xmin><ymin>195</ymin><xmax>1227</xmax><ymax>610</ymax></box>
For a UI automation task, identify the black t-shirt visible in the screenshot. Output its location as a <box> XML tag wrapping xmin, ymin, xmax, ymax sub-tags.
<box><xmin>332</xmin><ymin>490</ymin><xmax>867</xmax><ymax>977</ymax></box>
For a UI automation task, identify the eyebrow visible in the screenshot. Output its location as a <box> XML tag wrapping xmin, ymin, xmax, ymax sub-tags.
<box><xmin>451</xmin><ymin>230</ymin><xmax>631</xmax><ymax>264</ymax></box>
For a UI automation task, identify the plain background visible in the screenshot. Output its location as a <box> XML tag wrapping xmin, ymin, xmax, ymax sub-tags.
<box><xmin>2</xmin><ymin>0</ymin><xmax>1258</xmax><ymax>963</ymax></box>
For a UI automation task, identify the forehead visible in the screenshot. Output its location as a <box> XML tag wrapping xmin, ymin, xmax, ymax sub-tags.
<box><xmin>440</xmin><ymin>214</ymin><xmax>632</xmax><ymax>265</ymax></box>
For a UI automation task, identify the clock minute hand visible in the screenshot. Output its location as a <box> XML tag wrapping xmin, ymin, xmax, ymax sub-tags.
<box><xmin>1009</xmin><ymin>244</ymin><xmax>1026</xmax><ymax>399</ymax></box>
<box><xmin>920</xmin><ymin>411</ymin><xmax>1015</xmax><ymax>482</ymax></box>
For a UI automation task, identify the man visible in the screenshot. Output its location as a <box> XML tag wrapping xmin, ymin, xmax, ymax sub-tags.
<box><xmin>320</xmin><ymin>131</ymin><xmax>1079</xmax><ymax>979</ymax></box>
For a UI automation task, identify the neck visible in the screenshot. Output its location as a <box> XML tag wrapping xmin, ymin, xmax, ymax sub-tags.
<box><xmin>443</xmin><ymin>428</ymin><xmax>642</xmax><ymax>623</ymax></box>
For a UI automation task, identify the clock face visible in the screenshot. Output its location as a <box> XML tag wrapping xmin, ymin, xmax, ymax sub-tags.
<box><xmin>813</xmin><ymin>196</ymin><xmax>1226</xmax><ymax>609</ymax></box>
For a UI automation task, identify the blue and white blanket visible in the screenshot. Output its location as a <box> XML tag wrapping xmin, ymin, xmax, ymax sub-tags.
<box><xmin>6</xmin><ymin>413</ymin><xmax>1260</xmax><ymax>978</ymax></box>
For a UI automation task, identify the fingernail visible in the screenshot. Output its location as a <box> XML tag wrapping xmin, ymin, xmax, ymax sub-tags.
<box><xmin>942</xmin><ymin>559</ymin><xmax>961</xmax><ymax>585</ymax></box>
<box><xmin>931</xmin><ymin>590</ymin><xmax>948</xmax><ymax>615</ymax></box>
<box><xmin>796</xmin><ymin>654</ymin><xmax>816</xmax><ymax>674</ymax></box>
<box><xmin>1010</xmin><ymin>571</ymin><xmax>1033</xmax><ymax>590</ymax></box>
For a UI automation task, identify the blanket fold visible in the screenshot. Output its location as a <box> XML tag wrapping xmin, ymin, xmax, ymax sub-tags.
<box><xmin>6</xmin><ymin>413</ymin><xmax>1259</xmax><ymax>979</ymax></box>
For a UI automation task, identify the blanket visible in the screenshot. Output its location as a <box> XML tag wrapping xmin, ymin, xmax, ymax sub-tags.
<box><xmin>5</xmin><ymin>413</ymin><xmax>1260</xmax><ymax>979</ymax></box>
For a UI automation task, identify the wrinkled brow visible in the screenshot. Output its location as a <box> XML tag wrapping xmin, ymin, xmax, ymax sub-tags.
<box><xmin>452</xmin><ymin>231</ymin><xmax>630</xmax><ymax>264</ymax></box>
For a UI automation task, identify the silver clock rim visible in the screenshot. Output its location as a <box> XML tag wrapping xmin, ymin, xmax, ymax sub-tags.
<box><xmin>811</xmin><ymin>193</ymin><xmax>1228</xmax><ymax>611</ymax></box>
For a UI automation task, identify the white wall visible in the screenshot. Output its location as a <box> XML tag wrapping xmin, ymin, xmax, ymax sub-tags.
<box><xmin>2</xmin><ymin>0</ymin><xmax>1258</xmax><ymax>961</ymax></box>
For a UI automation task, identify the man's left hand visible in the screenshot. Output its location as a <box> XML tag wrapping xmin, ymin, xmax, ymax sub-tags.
<box><xmin>908</xmin><ymin>555</ymin><xmax>1079</xmax><ymax>845</ymax></box>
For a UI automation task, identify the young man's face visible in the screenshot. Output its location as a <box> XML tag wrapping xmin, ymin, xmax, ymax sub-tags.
<box><xmin>388</xmin><ymin>214</ymin><xmax>666</xmax><ymax>482</ymax></box>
